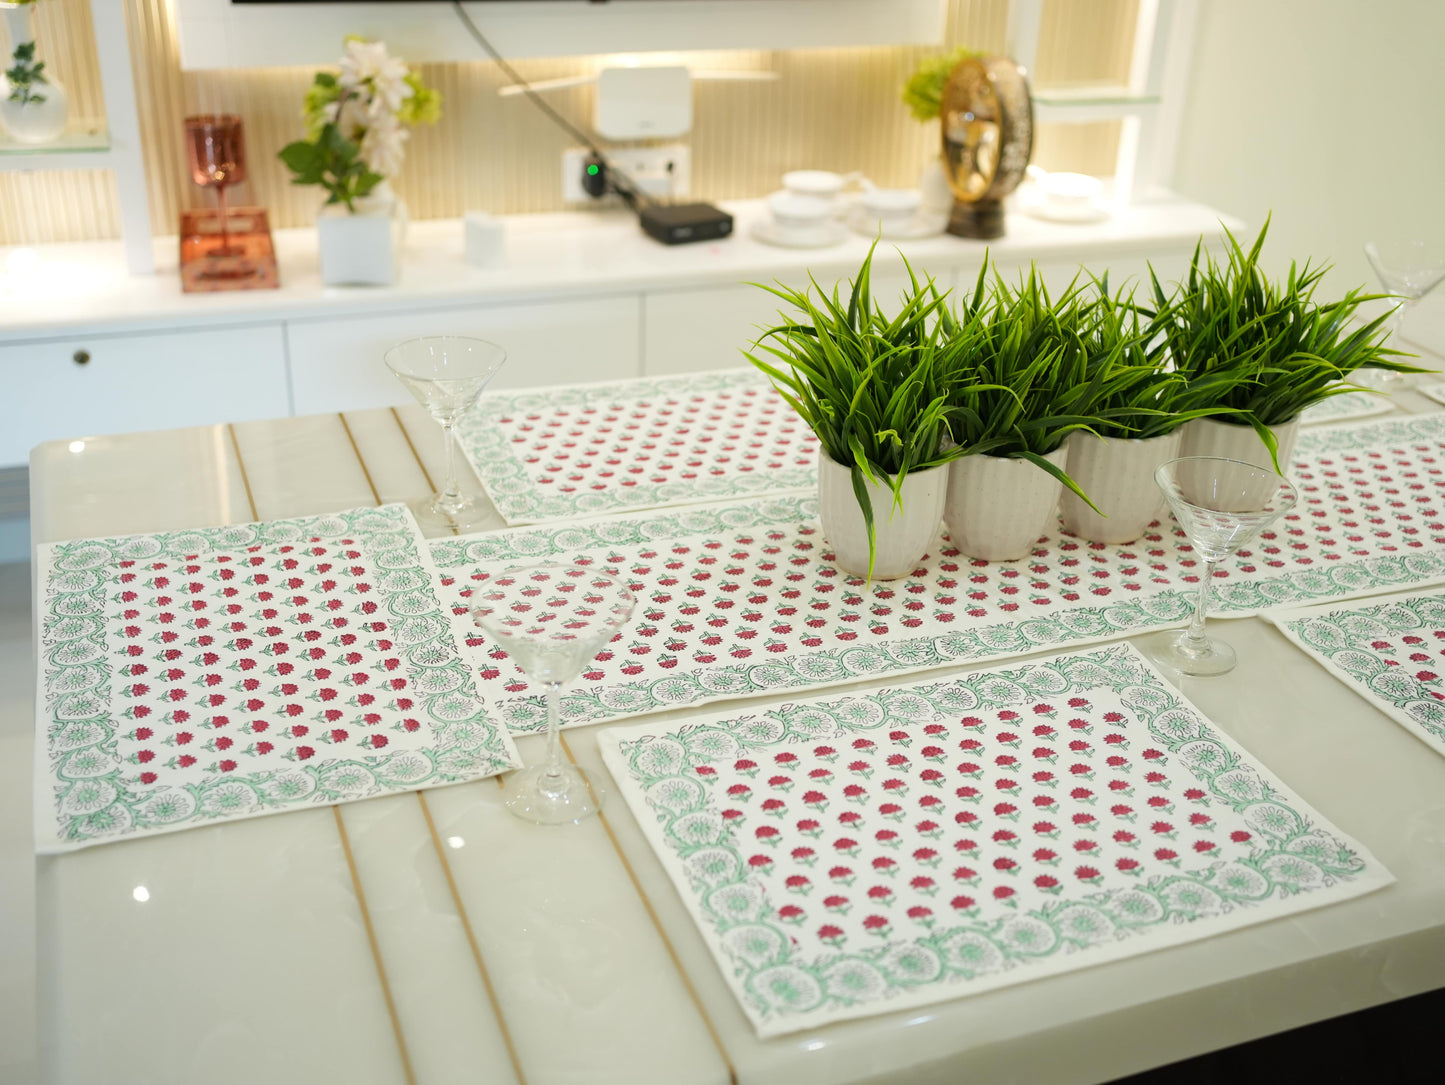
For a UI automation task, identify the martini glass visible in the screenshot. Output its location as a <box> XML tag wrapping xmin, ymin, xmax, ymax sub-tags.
<box><xmin>1358</xmin><ymin>239</ymin><xmax>1445</xmax><ymax>389</ymax></box>
<box><xmin>471</xmin><ymin>564</ymin><xmax>636</xmax><ymax>825</ymax></box>
<box><xmin>1150</xmin><ymin>457</ymin><xmax>1298</xmax><ymax>677</ymax></box>
<box><xmin>385</xmin><ymin>336</ymin><xmax>506</xmax><ymax>530</ymax></box>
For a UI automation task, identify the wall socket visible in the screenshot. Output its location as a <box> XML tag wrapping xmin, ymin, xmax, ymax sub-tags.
<box><xmin>561</xmin><ymin>144</ymin><xmax>691</xmax><ymax>204</ymax></box>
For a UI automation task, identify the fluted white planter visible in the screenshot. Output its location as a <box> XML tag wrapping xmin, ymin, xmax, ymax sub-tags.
<box><xmin>1179</xmin><ymin>416</ymin><xmax>1300</xmax><ymax>475</ymax></box>
<box><xmin>1060</xmin><ymin>430</ymin><xmax>1183</xmax><ymax>544</ymax></box>
<box><xmin>945</xmin><ymin>446</ymin><xmax>1069</xmax><ymax>561</ymax></box>
<box><xmin>817</xmin><ymin>453</ymin><xmax>947</xmax><ymax>580</ymax></box>
<box><xmin>0</xmin><ymin>5</ymin><xmax>68</xmax><ymax>145</ymax></box>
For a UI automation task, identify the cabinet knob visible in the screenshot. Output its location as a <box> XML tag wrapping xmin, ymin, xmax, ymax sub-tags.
<box><xmin>72</xmin><ymin>349</ymin><xmax>91</xmax><ymax>366</ymax></box>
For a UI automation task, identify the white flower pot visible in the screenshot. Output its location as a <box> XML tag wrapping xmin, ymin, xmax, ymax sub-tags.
<box><xmin>1179</xmin><ymin>416</ymin><xmax>1300</xmax><ymax>475</ymax></box>
<box><xmin>817</xmin><ymin>452</ymin><xmax>947</xmax><ymax>580</ymax></box>
<box><xmin>316</xmin><ymin>193</ymin><xmax>404</xmax><ymax>286</ymax></box>
<box><xmin>0</xmin><ymin>6</ymin><xmax>68</xmax><ymax>145</ymax></box>
<box><xmin>1059</xmin><ymin>430</ymin><xmax>1183</xmax><ymax>544</ymax></box>
<box><xmin>919</xmin><ymin>156</ymin><xmax>954</xmax><ymax>216</ymax></box>
<box><xmin>945</xmin><ymin>447</ymin><xmax>1069</xmax><ymax>561</ymax></box>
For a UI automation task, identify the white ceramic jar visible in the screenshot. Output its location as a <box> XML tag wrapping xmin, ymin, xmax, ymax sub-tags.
<box><xmin>0</xmin><ymin>5</ymin><xmax>68</xmax><ymax>145</ymax></box>
<box><xmin>816</xmin><ymin>452</ymin><xmax>948</xmax><ymax>580</ymax></box>
<box><xmin>1179</xmin><ymin>416</ymin><xmax>1300</xmax><ymax>475</ymax></box>
<box><xmin>1059</xmin><ymin>430</ymin><xmax>1183</xmax><ymax>544</ymax></box>
<box><xmin>945</xmin><ymin>447</ymin><xmax>1070</xmax><ymax>561</ymax></box>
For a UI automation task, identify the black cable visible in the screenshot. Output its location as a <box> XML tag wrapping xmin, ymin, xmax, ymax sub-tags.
<box><xmin>450</xmin><ymin>1</ymin><xmax>649</xmax><ymax>205</ymax></box>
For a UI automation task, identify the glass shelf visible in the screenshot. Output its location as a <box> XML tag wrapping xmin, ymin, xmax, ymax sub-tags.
<box><xmin>0</xmin><ymin>127</ymin><xmax>110</xmax><ymax>159</ymax></box>
<box><xmin>1033</xmin><ymin>87</ymin><xmax>1161</xmax><ymax>109</ymax></box>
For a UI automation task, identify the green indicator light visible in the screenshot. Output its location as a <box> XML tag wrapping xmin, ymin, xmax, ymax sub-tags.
<box><xmin>587</xmin><ymin>164</ymin><xmax>600</xmax><ymax>176</ymax></box>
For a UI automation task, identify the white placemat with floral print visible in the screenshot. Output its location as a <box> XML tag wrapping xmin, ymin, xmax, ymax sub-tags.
<box><xmin>597</xmin><ymin>642</ymin><xmax>1392</xmax><ymax>1037</ymax></box>
<box><xmin>1300</xmin><ymin>389</ymin><xmax>1394</xmax><ymax>425</ymax></box>
<box><xmin>1268</xmin><ymin>587</ymin><xmax>1445</xmax><ymax>759</ymax></box>
<box><xmin>456</xmin><ymin>368</ymin><xmax>817</xmax><ymax>524</ymax></box>
<box><xmin>1420</xmin><ymin>383</ymin><xmax>1445</xmax><ymax>409</ymax></box>
<box><xmin>433</xmin><ymin>413</ymin><xmax>1445</xmax><ymax>734</ymax></box>
<box><xmin>34</xmin><ymin>504</ymin><xmax>520</xmax><ymax>852</ymax></box>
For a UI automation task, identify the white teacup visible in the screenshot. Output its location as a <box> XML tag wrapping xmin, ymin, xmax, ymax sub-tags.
<box><xmin>782</xmin><ymin>170</ymin><xmax>849</xmax><ymax>201</ymax></box>
<box><xmin>858</xmin><ymin>188</ymin><xmax>921</xmax><ymax>231</ymax></box>
<box><xmin>1039</xmin><ymin>171</ymin><xmax>1103</xmax><ymax>210</ymax></box>
<box><xmin>768</xmin><ymin>190</ymin><xmax>835</xmax><ymax>233</ymax></box>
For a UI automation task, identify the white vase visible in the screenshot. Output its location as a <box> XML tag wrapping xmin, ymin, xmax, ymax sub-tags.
<box><xmin>1059</xmin><ymin>430</ymin><xmax>1183</xmax><ymax>544</ymax></box>
<box><xmin>316</xmin><ymin>189</ymin><xmax>405</xmax><ymax>286</ymax></box>
<box><xmin>0</xmin><ymin>5</ymin><xmax>68</xmax><ymax>145</ymax></box>
<box><xmin>816</xmin><ymin>452</ymin><xmax>948</xmax><ymax>580</ymax></box>
<box><xmin>944</xmin><ymin>447</ymin><xmax>1069</xmax><ymax>561</ymax></box>
<box><xmin>919</xmin><ymin>156</ymin><xmax>954</xmax><ymax>216</ymax></box>
<box><xmin>1179</xmin><ymin>416</ymin><xmax>1300</xmax><ymax>475</ymax></box>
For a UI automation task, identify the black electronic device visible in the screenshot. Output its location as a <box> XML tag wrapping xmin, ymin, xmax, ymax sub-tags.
<box><xmin>639</xmin><ymin>202</ymin><xmax>734</xmax><ymax>246</ymax></box>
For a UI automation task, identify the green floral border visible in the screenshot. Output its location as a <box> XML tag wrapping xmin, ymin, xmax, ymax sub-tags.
<box><xmin>36</xmin><ymin>504</ymin><xmax>520</xmax><ymax>851</ymax></box>
<box><xmin>456</xmin><ymin>369</ymin><xmax>817</xmax><ymax>524</ymax></box>
<box><xmin>1272</xmin><ymin>590</ymin><xmax>1445</xmax><ymax>754</ymax></box>
<box><xmin>1299</xmin><ymin>389</ymin><xmax>1394</xmax><ymax>426</ymax></box>
<box><xmin>432</xmin><ymin>484</ymin><xmax>1445</xmax><ymax>733</ymax></box>
<box><xmin>598</xmin><ymin>643</ymin><xmax>1393</xmax><ymax>1037</ymax></box>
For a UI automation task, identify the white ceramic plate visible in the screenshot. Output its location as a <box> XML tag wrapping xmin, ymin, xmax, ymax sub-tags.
<box><xmin>845</xmin><ymin>208</ymin><xmax>949</xmax><ymax>240</ymax></box>
<box><xmin>1019</xmin><ymin>192</ymin><xmax>1113</xmax><ymax>225</ymax></box>
<box><xmin>749</xmin><ymin>219</ymin><xmax>849</xmax><ymax>249</ymax></box>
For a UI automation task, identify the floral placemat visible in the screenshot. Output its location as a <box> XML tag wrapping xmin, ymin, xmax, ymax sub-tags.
<box><xmin>433</xmin><ymin>414</ymin><xmax>1445</xmax><ymax>734</ymax></box>
<box><xmin>1420</xmin><ymin>383</ymin><xmax>1445</xmax><ymax>409</ymax></box>
<box><xmin>1299</xmin><ymin>389</ymin><xmax>1394</xmax><ymax>425</ymax></box>
<box><xmin>597</xmin><ymin>642</ymin><xmax>1392</xmax><ymax>1037</ymax></box>
<box><xmin>1269</xmin><ymin>588</ymin><xmax>1445</xmax><ymax>759</ymax></box>
<box><xmin>456</xmin><ymin>368</ymin><xmax>817</xmax><ymax>524</ymax></box>
<box><xmin>34</xmin><ymin>505</ymin><xmax>519</xmax><ymax>853</ymax></box>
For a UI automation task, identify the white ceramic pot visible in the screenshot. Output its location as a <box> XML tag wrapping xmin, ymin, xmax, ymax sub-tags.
<box><xmin>316</xmin><ymin>191</ymin><xmax>404</xmax><ymax>286</ymax></box>
<box><xmin>1179</xmin><ymin>416</ymin><xmax>1300</xmax><ymax>475</ymax></box>
<box><xmin>0</xmin><ymin>6</ymin><xmax>68</xmax><ymax>145</ymax></box>
<box><xmin>1059</xmin><ymin>430</ymin><xmax>1183</xmax><ymax>544</ymax></box>
<box><xmin>945</xmin><ymin>447</ymin><xmax>1069</xmax><ymax>561</ymax></box>
<box><xmin>817</xmin><ymin>452</ymin><xmax>947</xmax><ymax>580</ymax></box>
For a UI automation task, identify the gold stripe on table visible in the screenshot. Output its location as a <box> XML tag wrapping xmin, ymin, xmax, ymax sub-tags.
<box><xmin>333</xmin><ymin>808</ymin><xmax>420</xmax><ymax>1085</ymax></box>
<box><xmin>391</xmin><ymin>407</ymin><xmax>440</xmax><ymax>497</ymax></box>
<box><xmin>226</xmin><ymin>423</ymin><xmax>259</xmax><ymax>521</ymax></box>
<box><xmin>559</xmin><ymin>735</ymin><xmax>739</xmax><ymax>1085</ymax></box>
<box><xmin>339</xmin><ymin>413</ymin><xmax>384</xmax><ymax>506</ymax></box>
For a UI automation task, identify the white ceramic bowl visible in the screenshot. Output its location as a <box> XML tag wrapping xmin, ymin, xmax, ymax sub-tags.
<box><xmin>1040</xmin><ymin>171</ymin><xmax>1104</xmax><ymax>209</ymax></box>
<box><xmin>859</xmin><ymin>188</ymin><xmax>921</xmax><ymax>224</ymax></box>
<box><xmin>782</xmin><ymin>170</ymin><xmax>847</xmax><ymax>199</ymax></box>
<box><xmin>768</xmin><ymin>189</ymin><xmax>835</xmax><ymax>230</ymax></box>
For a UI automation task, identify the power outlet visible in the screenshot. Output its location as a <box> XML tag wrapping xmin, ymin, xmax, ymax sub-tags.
<box><xmin>561</xmin><ymin>144</ymin><xmax>691</xmax><ymax>204</ymax></box>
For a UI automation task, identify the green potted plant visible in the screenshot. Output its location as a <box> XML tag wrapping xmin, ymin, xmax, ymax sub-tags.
<box><xmin>279</xmin><ymin>37</ymin><xmax>440</xmax><ymax>286</ymax></box>
<box><xmin>901</xmin><ymin>45</ymin><xmax>976</xmax><ymax>217</ymax></box>
<box><xmin>1057</xmin><ymin>276</ymin><xmax>1254</xmax><ymax>543</ymax></box>
<box><xmin>0</xmin><ymin>0</ymin><xmax>67</xmax><ymax>145</ymax></box>
<box><xmin>940</xmin><ymin>263</ymin><xmax>1108</xmax><ymax>560</ymax></box>
<box><xmin>746</xmin><ymin>244</ymin><xmax>969</xmax><ymax>580</ymax></box>
<box><xmin>1156</xmin><ymin>220</ymin><xmax>1424</xmax><ymax>471</ymax></box>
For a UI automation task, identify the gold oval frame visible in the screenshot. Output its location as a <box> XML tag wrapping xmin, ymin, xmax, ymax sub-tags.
<box><xmin>939</xmin><ymin>55</ymin><xmax>1034</xmax><ymax>238</ymax></box>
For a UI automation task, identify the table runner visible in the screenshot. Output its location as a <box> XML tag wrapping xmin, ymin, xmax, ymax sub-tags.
<box><xmin>597</xmin><ymin>642</ymin><xmax>1392</xmax><ymax>1037</ymax></box>
<box><xmin>433</xmin><ymin>413</ymin><xmax>1445</xmax><ymax>734</ymax></box>
<box><xmin>1300</xmin><ymin>389</ymin><xmax>1394</xmax><ymax>425</ymax></box>
<box><xmin>1269</xmin><ymin>587</ymin><xmax>1445</xmax><ymax>759</ymax></box>
<box><xmin>457</xmin><ymin>368</ymin><xmax>816</xmax><ymax>524</ymax></box>
<box><xmin>34</xmin><ymin>504</ymin><xmax>520</xmax><ymax>852</ymax></box>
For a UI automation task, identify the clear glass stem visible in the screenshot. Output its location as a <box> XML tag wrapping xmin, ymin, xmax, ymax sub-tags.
<box><xmin>1181</xmin><ymin>559</ymin><xmax>1217</xmax><ymax>652</ymax></box>
<box><xmin>438</xmin><ymin>417</ymin><xmax>462</xmax><ymax>510</ymax></box>
<box><xmin>541</xmin><ymin>681</ymin><xmax>567</xmax><ymax>798</ymax></box>
<box><xmin>216</xmin><ymin>182</ymin><xmax>232</xmax><ymax>255</ymax></box>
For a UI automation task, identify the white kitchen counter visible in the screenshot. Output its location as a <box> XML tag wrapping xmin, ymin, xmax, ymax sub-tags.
<box><xmin>0</xmin><ymin>196</ymin><xmax>1237</xmax><ymax>340</ymax></box>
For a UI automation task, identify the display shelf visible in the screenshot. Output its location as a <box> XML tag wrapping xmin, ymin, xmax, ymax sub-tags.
<box><xmin>0</xmin><ymin>126</ymin><xmax>111</xmax><ymax>171</ymax></box>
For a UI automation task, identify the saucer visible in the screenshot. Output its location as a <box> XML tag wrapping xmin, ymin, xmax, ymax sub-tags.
<box><xmin>750</xmin><ymin>219</ymin><xmax>849</xmax><ymax>249</ymax></box>
<box><xmin>845</xmin><ymin>208</ymin><xmax>948</xmax><ymax>240</ymax></box>
<box><xmin>1019</xmin><ymin>192</ymin><xmax>1113</xmax><ymax>225</ymax></box>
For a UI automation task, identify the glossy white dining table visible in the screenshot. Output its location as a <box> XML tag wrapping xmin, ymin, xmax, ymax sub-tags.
<box><xmin>28</xmin><ymin>387</ymin><xmax>1445</xmax><ymax>1085</ymax></box>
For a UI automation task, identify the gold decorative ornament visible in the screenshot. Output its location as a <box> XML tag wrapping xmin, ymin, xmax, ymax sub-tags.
<box><xmin>939</xmin><ymin>55</ymin><xmax>1034</xmax><ymax>239</ymax></box>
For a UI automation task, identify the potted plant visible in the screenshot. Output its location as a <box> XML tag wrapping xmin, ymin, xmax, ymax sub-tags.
<box><xmin>1057</xmin><ymin>276</ymin><xmax>1252</xmax><ymax>544</ymax></box>
<box><xmin>279</xmin><ymin>37</ymin><xmax>440</xmax><ymax>286</ymax></box>
<box><xmin>0</xmin><ymin>0</ymin><xmax>67</xmax><ymax>145</ymax></box>
<box><xmin>1156</xmin><ymin>220</ymin><xmax>1424</xmax><ymax>472</ymax></box>
<box><xmin>746</xmin><ymin>244</ymin><xmax>966</xmax><ymax>580</ymax></box>
<box><xmin>940</xmin><ymin>264</ymin><xmax>1105</xmax><ymax>561</ymax></box>
<box><xmin>900</xmin><ymin>45</ymin><xmax>976</xmax><ymax>216</ymax></box>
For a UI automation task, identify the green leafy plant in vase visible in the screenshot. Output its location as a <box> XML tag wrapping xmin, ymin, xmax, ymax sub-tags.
<box><xmin>279</xmin><ymin>37</ymin><xmax>440</xmax><ymax>285</ymax></box>
<box><xmin>1156</xmin><ymin>219</ymin><xmax>1426</xmax><ymax>472</ymax></box>
<box><xmin>746</xmin><ymin>243</ymin><xmax>972</xmax><ymax>580</ymax></box>
<box><xmin>0</xmin><ymin>0</ymin><xmax>68</xmax><ymax>145</ymax></box>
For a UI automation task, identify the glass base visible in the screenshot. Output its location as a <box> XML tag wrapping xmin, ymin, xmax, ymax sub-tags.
<box><xmin>1145</xmin><ymin>628</ymin><xmax>1238</xmax><ymax>677</ymax></box>
<box><xmin>503</xmin><ymin>762</ymin><xmax>604</xmax><ymax>825</ymax></box>
<box><xmin>1354</xmin><ymin>368</ymin><xmax>1411</xmax><ymax>392</ymax></box>
<box><xmin>408</xmin><ymin>492</ymin><xmax>493</xmax><ymax>533</ymax></box>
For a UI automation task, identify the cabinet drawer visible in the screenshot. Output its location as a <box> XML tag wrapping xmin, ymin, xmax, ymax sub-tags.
<box><xmin>0</xmin><ymin>324</ymin><xmax>288</xmax><ymax>467</ymax></box>
<box><xmin>644</xmin><ymin>269</ymin><xmax>945</xmax><ymax>377</ymax></box>
<box><xmin>285</xmin><ymin>294</ymin><xmax>642</xmax><ymax>415</ymax></box>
